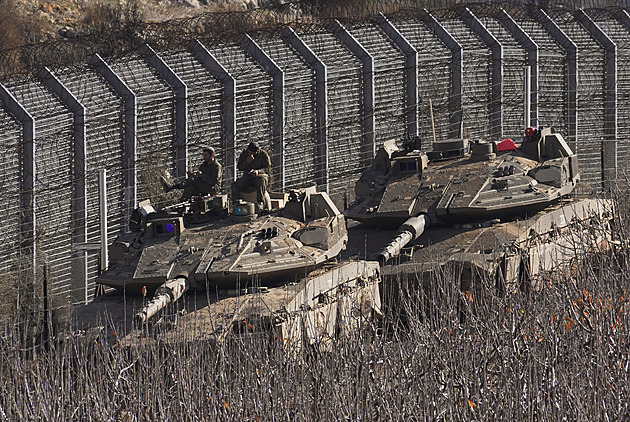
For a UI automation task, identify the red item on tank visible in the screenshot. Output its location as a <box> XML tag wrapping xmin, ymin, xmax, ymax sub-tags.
<box><xmin>497</xmin><ymin>138</ymin><xmax>518</xmax><ymax>152</ymax></box>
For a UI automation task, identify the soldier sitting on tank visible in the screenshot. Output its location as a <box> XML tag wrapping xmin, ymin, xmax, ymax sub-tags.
<box><xmin>231</xmin><ymin>141</ymin><xmax>271</xmax><ymax>207</ymax></box>
<box><xmin>523</xmin><ymin>127</ymin><xmax>541</xmax><ymax>142</ymax></box>
<box><xmin>161</xmin><ymin>146</ymin><xmax>223</xmax><ymax>200</ymax></box>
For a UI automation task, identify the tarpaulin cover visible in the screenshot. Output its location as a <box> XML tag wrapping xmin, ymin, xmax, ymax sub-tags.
<box><xmin>498</xmin><ymin>138</ymin><xmax>518</xmax><ymax>152</ymax></box>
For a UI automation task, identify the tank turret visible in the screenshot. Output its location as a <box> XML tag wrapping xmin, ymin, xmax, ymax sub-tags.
<box><xmin>347</xmin><ymin>127</ymin><xmax>581</xmax><ymax>261</ymax></box>
<box><xmin>89</xmin><ymin>185</ymin><xmax>383</xmax><ymax>334</ymax></box>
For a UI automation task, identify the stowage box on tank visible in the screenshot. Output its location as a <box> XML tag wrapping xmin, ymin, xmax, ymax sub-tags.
<box><xmin>346</xmin><ymin>127</ymin><xmax>612</xmax><ymax>289</ymax></box>
<box><xmin>79</xmin><ymin>186</ymin><xmax>381</xmax><ymax>344</ymax></box>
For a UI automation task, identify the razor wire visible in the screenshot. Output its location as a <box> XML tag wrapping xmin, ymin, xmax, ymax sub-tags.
<box><xmin>392</xmin><ymin>18</ymin><xmax>453</xmax><ymax>144</ymax></box>
<box><xmin>590</xmin><ymin>9</ymin><xmax>630</xmax><ymax>170</ymax></box>
<box><xmin>0</xmin><ymin>1</ymin><xmax>629</xmax><ymax>324</ymax></box>
<box><xmin>0</xmin><ymin>0</ymin><xmax>627</xmax><ymax>78</ymax></box>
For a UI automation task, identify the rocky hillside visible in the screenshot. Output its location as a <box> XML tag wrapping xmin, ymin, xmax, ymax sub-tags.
<box><xmin>3</xmin><ymin>0</ymin><xmax>621</xmax><ymax>61</ymax></box>
<box><xmin>0</xmin><ymin>0</ymin><xmax>278</xmax><ymax>51</ymax></box>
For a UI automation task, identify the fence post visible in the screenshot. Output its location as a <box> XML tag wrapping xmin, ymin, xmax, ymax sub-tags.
<box><xmin>98</xmin><ymin>169</ymin><xmax>109</xmax><ymax>272</ymax></box>
<box><xmin>189</xmin><ymin>40</ymin><xmax>237</xmax><ymax>186</ymax></box>
<box><xmin>282</xmin><ymin>27</ymin><xmax>329</xmax><ymax>193</ymax></box>
<box><xmin>524</xmin><ymin>66</ymin><xmax>531</xmax><ymax>128</ymax></box>
<box><xmin>239</xmin><ymin>34</ymin><xmax>286</xmax><ymax>191</ymax></box>
<box><xmin>38</xmin><ymin>67</ymin><xmax>89</xmax><ymax>304</ymax></box>
<box><xmin>497</xmin><ymin>8</ymin><xmax>539</xmax><ymax>127</ymax></box>
<box><xmin>532</xmin><ymin>8</ymin><xmax>578</xmax><ymax>149</ymax></box>
<box><xmin>0</xmin><ymin>83</ymin><xmax>36</xmax><ymax>283</ymax></box>
<box><xmin>330</xmin><ymin>19</ymin><xmax>376</xmax><ymax>165</ymax></box>
<box><xmin>141</xmin><ymin>44</ymin><xmax>189</xmax><ymax>179</ymax></box>
<box><xmin>575</xmin><ymin>9</ymin><xmax>617</xmax><ymax>189</ymax></box>
<box><xmin>89</xmin><ymin>53</ymin><xmax>137</xmax><ymax>232</ymax></box>
<box><xmin>461</xmin><ymin>7</ymin><xmax>503</xmax><ymax>139</ymax></box>
<box><xmin>419</xmin><ymin>9</ymin><xmax>463</xmax><ymax>139</ymax></box>
<box><xmin>375</xmin><ymin>14</ymin><xmax>419</xmax><ymax>139</ymax></box>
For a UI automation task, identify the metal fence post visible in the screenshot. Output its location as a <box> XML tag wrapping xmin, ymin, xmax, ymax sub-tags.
<box><xmin>524</xmin><ymin>66</ymin><xmax>531</xmax><ymax>128</ymax></box>
<box><xmin>419</xmin><ymin>9</ymin><xmax>463</xmax><ymax>139</ymax></box>
<box><xmin>98</xmin><ymin>169</ymin><xmax>108</xmax><ymax>272</ymax></box>
<box><xmin>615</xmin><ymin>9</ymin><xmax>630</xmax><ymax>33</ymax></box>
<box><xmin>239</xmin><ymin>34</ymin><xmax>286</xmax><ymax>191</ymax></box>
<box><xmin>189</xmin><ymin>40</ymin><xmax>237</xmax><ymax>186</ymax></box>
<box><xmin>330</xmin><ymin>19</ymin><xmax>376</xmax><ymax>164</ymax></box>
<box><xmin>141</xmin><ymin>44</ymin><xmax>189</xmax><ymax>179</ymax></box>
<box><xmin>38</xmin><ymin>67</ymin><xmax>89</xmax><ymax>304</ymax></box>
<box><xmin>576</xmin><ymin>9</ymin><xmax>617</xmax><ymax>188</ymax></box>
<box><xmin>497</xmin><ymin>8</ymin><xmax>540</xmax><ymax>127</ymax></box>
<box><xmin>375</xmin><ymin>14</ymin><xmax>418</xmax><ymax>139</ymax></box>
<box><xmin>533</xmin><ymin>9</ymin><xmax>578</xmax><ymax>148</ymax></box>
<box><xmin>0</xmin><ymin>83</ymin><xmax>36</xmax><ymax>282</ymax></box>
<box><xmin>88</xmin><ymin>53</ymin><xmax>137</xmax><ymax>232</ymax></box>
<box><xmin>282</xmin><ymin>27</ymin><xmax>329</xmax><ymax>193</ymax></box>
<box><xmin>461</xmin><ymin>8</ymin><xmax>503</xmax><ymax>139</ymax></box>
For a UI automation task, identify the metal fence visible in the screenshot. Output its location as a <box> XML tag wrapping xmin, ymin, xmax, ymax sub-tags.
<box><xmin>0</xmin><ymin>4</ymin><xmax>628</xmax><ymax>319</ymax></box>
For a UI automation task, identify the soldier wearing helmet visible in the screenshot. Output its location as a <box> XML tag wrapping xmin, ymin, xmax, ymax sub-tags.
<box><xmin>231</xmin><ymin>141</ymin><xmax>271</xmax><ymax>207</ymax></box>
<box><xmin>161</xmin><ymin>146</ymin><xmax>223</xmax><ymax>200</ymax></box>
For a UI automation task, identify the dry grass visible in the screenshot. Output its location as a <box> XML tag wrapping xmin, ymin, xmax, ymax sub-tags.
<box><xmin>0</xmin><ymin>188</ymin><xmax>628</xmax><ymax>419</ymax></box>
<box><xmin>0</xmin><ymin>0</ymin><xmax>26</xmax><ymax>51</ymax></box>
<box><xmin>79</xmin><ymin>0</ymin><xmax>141</xmax><ymax>33</ymax></box>
<box><xmin>0</xmin><ymin>0</ymin><xmax>47</xmax><ymax>49</ymax></box>
<box><xmin>0</xmin><ymin>0</ymin><xmax>625</xmax><ymax>78</ymax></box>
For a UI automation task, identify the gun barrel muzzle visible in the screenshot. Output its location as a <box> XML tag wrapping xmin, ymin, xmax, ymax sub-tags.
<box><xmin>136</xmin><ymin>277</ymin><xmax>189</xmax><ymax>323</ymax></box>
<box><xmin>378</xmin><ymin>214</ymin><xmax>428</xmax><ymax>262</ymax></box>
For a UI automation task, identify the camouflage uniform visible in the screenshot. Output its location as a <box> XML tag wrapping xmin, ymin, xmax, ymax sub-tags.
<box><xmin>231</xmin><ymin>148</ymin><xmax>271</xmax><ymax>203</ymax></box>
<box><xmin>180</xmin><ymin>159</ymin><xmax>222</xmax><ymax>200</ymax></box>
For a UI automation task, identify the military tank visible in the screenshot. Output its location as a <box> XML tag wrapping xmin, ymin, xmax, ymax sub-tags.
<box><xmin>345</xmin><ymin>127</ymin><xmax>613</xmax><ymax>290</ymax></box>
<box><xmin>86</xmin><ymin>186</ymin><xmax>381</xmax><ymax>342</ymax></box>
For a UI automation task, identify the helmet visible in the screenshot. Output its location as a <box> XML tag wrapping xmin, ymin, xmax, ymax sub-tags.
<box><xmin>524</xmin><ymin>127</ymin><xmax>537</xmax><ymax>138</ymax></box>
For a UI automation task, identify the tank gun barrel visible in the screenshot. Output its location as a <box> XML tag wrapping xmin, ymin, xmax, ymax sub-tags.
<box><xmin>136</xmin><ymin>277</ymin><xmax>189</xmax><ymax>323</ymax></box>
<box><xmin>378</xmin><ymin>215</ymin><xmax>428</xmax><ymax>262</ymax></box>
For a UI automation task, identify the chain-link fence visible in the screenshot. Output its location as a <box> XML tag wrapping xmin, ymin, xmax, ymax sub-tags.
<box><xmin>0</xmin><ymin>1</ymin><xmax>628</xmax><ymax>326</ymax></box>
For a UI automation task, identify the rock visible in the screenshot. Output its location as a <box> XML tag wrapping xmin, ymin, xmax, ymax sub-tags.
<box><xmin>58</xmin><ymin>26</ymin><xmax>78</xmax><ymax>38</ymax></box>
<box><xmin>180</xmin><ymin>0</ymin><xmax>203</xmax><ymax>7</ymax></box>
<box><xmin>39</xmin><ymin>2</ymin><xmax>54</xmax><ymax>13</ymax></box>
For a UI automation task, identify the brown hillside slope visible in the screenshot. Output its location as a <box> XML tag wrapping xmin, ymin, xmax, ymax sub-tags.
<box><xmin>0</xmin><ymin>0</ymin><xmax>251</xmax><ymax>49</ymax></box>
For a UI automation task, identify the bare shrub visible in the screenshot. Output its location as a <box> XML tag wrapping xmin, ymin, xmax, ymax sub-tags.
<box><xmin>79</xmin><ymin>0</ymin><xmax>141</xmax><ymax>33</ymax></box>
<box><xmin>0</xmin><ymin>0</ymin><xmax>26</xmax><ymax>51</ymax></box>
<box><xmin>0</xmin><ymin>0</ymin><xmax>625</xmax><ymax>78</ymax></box>
<box><xmin>0</xmin><ymin>190</ymin><xmax>628</xmax><ymax>419</ymax></box>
